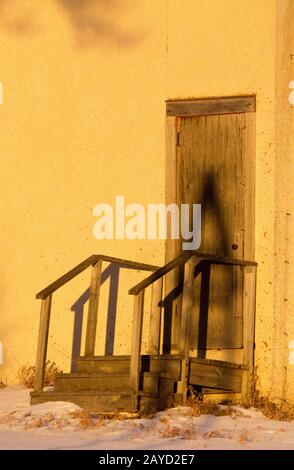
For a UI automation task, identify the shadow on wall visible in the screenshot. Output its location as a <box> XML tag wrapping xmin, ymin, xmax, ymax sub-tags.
<box><xmin>161</xmin><ymin>168</ymin><xmax>242</xmax><ymax>354</ymax></box>
<box><xmin>0</xmin><ymin>0</ymin><xmax>36</xmax><ymax>34</ymax></box>
<box><xmin>0</xmin><ymin>0</ymin><xmax>146</xmax><ymax>48</ymax></box>
<box><xmin>200</xmin><ymin>170</ymin><xmax>231</xmax><ymax>257</ymax></box>
<box><xmin>70</xmin><ymin>262</ymin><xmax>141</xmax><ymax>371</ymax></box>
<box><xmin>57</xmin><ymin>0</ymin><xmax>145</xmax><ymax>47</ymax></box>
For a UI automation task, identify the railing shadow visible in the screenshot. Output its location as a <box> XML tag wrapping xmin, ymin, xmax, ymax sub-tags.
<box><xmin>160</xmin><ymin>257</ymin><xmax>239</xmax><ymax>356</ymax></box>
<box><xmin>70</xmin><ymin>262</ymin><xmax>144</xmax><ymax>371</ymax></box>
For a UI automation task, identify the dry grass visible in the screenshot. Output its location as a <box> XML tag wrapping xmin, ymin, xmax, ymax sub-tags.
<box><xmin>24</xmin><ymin>412</ymin><xmax>58</xmax><ymax>430</ymax></box>
<box><xmin>160</xmin><ymin>424</ymin><xmax>182</xmax><ymax>438</ymax></box>
<box><xmin>245</xmin><ymin>392</ymin><xmax>294</xmax><ymax>421</ymax></box>
<box><xmin>187</xmin><ymin>387</ymin><xmax>244</xmax><ymax>418</ymax></box>
<box><xmin>238</xmin><ymin>429</ymin><xmax>254</xmax><ymax>444</ymax></box>
<box><xmin>0</xmin><ymin>408</ymin><xmax>106</xmax><ymax>431</ymax></box>
<box><xmin>160</xmin><ymin>422</ymin><xmax>197</xmax><ymax>440</ymax></box>
<box><xmin>69</xmin><ymin>410</ymin><xmax>106</xmax><ymax>429</ymax></box>
<box><xmin>241</xmin><ymin>367</ymin><xmax>294</xmax><ymax>422</ymax></box>
<box><xmin>106</xmin><ymin>411</ymin><xmax>140</xmax><ymax>420</ymax></box>
<box><xmin>69</xmin><ymin>410</ymin><xmax>95</xmax><ymax>429</ymax></box>
<box><xmin>17</xmin><ymin>361</ymin><xmax>62</xmax><ymax>388</ymax></box>
<box><xmin>182</xmin><ymin>423</ymin><xmax>198</xmax><ymax>440</ymax></box>
<box><xmin>187</xmin><ymin>369</ymin><xmax>294</xmax><ymax>422</ymax></box>
<box><xmin>0</xmin><ymin>411</ymin><xmax>17</xmax><ymax>425</ymax></box>
<box><xmin>202</xmin><ymin>430</ymin><xmax>223</xmax><ymax>439</ymax></box>
<box><xmin>30</xmin><ymin>417</ymin><xmax>49</xmax><ymax>428</ymax></box>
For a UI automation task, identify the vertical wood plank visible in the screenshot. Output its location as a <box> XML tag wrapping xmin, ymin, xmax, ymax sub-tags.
<box><xmin>148</xmin><ymin>278</ymin><xmax>163</xmax><ymax>355</ymax></box>
<box><xmin>243</xmin><ymin>112</ymin><xmax>256</xmax><ymax>259</ymax></box>
<box><xmin>196</xmin><ymin>262</ymin><xmax>211</xmax><ymax>355</ymax></box>
<box><xmin>165</xmin><ymin>116</ymin><xmax>178</xmax><ymax>263</ymax></box>
<box><xmin>165</xmin><ymin>116</ymin><xmax>183</xmax><ymax>352</ymax></box>
<box><xmin>241</xmin><ymin>266</ymin><xmax>257</xmax><ymax>404</ymax></box>
<box><xmin>130</xmin><ymin>291</ymin><xmax>145</xmax><ymax>410</ymax></box>
<box><xmin>85</xmin><ymin>260</ymin><xmax>103</xmax><ymax>356</ymax></box>
<box><xmin>179</xmin><ymin>256</ymin><xmax>195</xmax><ymax>351</ymax></box>
<box><xmin>34</xmin><ymin>294</ymin><xmax>52</xmax><ymax>392</ymax></box>
<box><xmin>178</xmin><ymin>256</ymin><xmax>195</xmax><ymax>401</ymax></box>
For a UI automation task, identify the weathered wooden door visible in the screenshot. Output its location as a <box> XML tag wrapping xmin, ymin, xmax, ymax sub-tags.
<box><xmin>165</xmin><ymin>97</ymin><xmax>255</xmax><ymax>353</ymax></box>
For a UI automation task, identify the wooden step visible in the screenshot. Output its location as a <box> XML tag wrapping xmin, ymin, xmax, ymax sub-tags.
<box><xmin>75</xmin><ymin>356</ymin><xmax>130</xmax><ymax>374</ymax></box>
<box><xmin>75</xmin><ymin>354</ymin><xmax>183</xmax><ymax>378</ymax></box>
<box><xmin>190</xmin><ymin>357</ymin><xmax>247</xmax><ymax>370</ymax></box>
<box><xmin>142</xmin><ymin>369</ymin><xmax>181</xmax><ymax>395</ymax></box>
<box><xmin>148</xmin><ymin>354</ymin><xmax>182</xmax><ymax>379</ymax></box>
<box><xmin>30</xmin><ymin>389</ymin><xmax>180</xmax><ymax>413</ymax></box>
<box><xmin>142</xmin><ymin>373</ymin><xmax>159</xmax><ymax>395</ymax></box>
<box><xmin>30</xmin><ymin>390</ymin><xmax>135</xmax><ymax>412</ymax></box>
<box><xmin>54</xmin><ymin>373</ymin><xmax>132</xmax><ymax>393</ymax></box>
<box><xmin>188</xmin><ymin>357</ymin><xmax>246</xmax><ymax>392</ymax></box>
<box><xmin>55</xmin><ymin>371</ymin><xmax>175</xmax><ymax>396</ymax></box>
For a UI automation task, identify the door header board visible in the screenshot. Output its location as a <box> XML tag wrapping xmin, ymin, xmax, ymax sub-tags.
<box><xmin>166</xmin><ymin>96</ymin><xmax>256</xmax><ymax>117</ymax></box>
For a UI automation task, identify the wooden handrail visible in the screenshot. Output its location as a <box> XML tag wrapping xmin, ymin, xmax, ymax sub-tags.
<box><xmin>129</xmin><ymin>251</ymin><xmax>257</xmax><ymax>295</ymax></box>
<box><xmin>36</xmin><ymin>255</ymin><xmax>160</xmax><ymax>299</ymax></box>
<box><xmin>34</xmin><ymin>254</ymin><xmax>159</xmax><ymax>393</ymax></box>
<box><xmin>130</xmin><ymin>291</ymin><xmax>145</xmax><ymax>410</ymax></box>
<box><xmin>129</xmin><ymin>252</ymin><xmax>191</xmax><ymax>295</ymax></box>
<box><xmin>85</xmin><ymin>260</ymin><xmax>103</xmax><ymax>356</ymax></box>
<box><xmin>129</xmin><ymin>251</ymin><xmax>257</xmax><ymax>407</ymax></box>
<box><xmin>33</xmin><ymin>295</ymin><xmax>52</xmax><ymax>392</ymax></box>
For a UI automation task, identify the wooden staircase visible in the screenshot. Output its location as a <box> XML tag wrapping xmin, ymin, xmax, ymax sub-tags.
<box><xmin>31</xmin><ymin>354</ymin><xmax>183</xmax><ymax>412</ymax></box>
<box><xmin>31</xmin><ymin>354</ymin><xmax>247</xmax><ymax>412</ymax></box>
<box><xmin>31</xmin><ymin>252</ymin><xmax>257</xmax><ymax>412</ymax></box>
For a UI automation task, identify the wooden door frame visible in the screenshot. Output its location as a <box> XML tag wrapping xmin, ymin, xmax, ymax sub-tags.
<box><xmin>165</xmin><ymin>95</ymin><xmax>256</xmax><ymax>356</ymax></box>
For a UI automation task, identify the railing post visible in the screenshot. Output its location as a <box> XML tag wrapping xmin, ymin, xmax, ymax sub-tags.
<box><xmin>241</xmin><ymin>265</ymin><xmax>256</xmax><ymax>404</ymax></box>
<box><xmin>148</xmin><ymin>278</ymin><xmax>163</xmax><ymax>355</ymax></box>
<box><xmin>34</xmin><ymin>294</ymin><xmax>52</xmax><ymax>392</ymax></box>
<box><xmin>178</xmin><ymin>256</ymin><xmax>195</xmax><ymax>403</ymax></box>
<box><xmin>130</xmin><ymin>290</ymin><xmax>145</xmax><ymax>411</ymax></box>
<box><xmin>85</xmin><ymin>260</ymin><xmax>103</xmax><ymax>356</ymax></box>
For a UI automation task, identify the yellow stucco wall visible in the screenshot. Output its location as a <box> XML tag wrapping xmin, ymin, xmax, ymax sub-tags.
<box><xmin>270</xmin><ymin>0</ymin><xmax>294</xmax><ymax>401</ymax></box>
<box><xmin>0</xmin><ymin>0</ymin><xmax>292</xmax><ymax>401</ymax></box>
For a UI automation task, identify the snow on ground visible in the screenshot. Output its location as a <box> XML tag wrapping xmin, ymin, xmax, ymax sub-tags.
<box><xmin>0</xmin><ymin>387</ymin><xmax>293</xmax><ymax>450</ymax></box>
